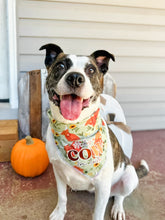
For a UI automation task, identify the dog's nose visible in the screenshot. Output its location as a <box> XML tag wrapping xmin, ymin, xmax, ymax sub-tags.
<box><xmin>66</xmin><ymin>72</ymin><xmax>85</xmax><ymax>88</ymax></box>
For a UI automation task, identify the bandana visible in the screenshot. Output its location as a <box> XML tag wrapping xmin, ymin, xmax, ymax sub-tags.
<box><xmin>48</xmin><ymin>109</ymin><xmax>107</xmax><ymax>178</ymax></box>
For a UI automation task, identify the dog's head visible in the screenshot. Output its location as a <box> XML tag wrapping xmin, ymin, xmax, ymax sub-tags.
<box><xmin>40</xmin><ymin>43</ymin><xmax>115</xmax><ymax>123</ymax></box>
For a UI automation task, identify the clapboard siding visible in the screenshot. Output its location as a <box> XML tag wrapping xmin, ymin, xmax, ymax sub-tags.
<box><xmin>122</xmin><ymin>102</ymin><xmax>165</xmax><ymax>117</ymax></box>
<box><xmin>19</xmin><ymin>19</ymin><xmax>165</xmax><ymax>42</ymax></box>
<box><xmin>19</xmin><ymin>37</ymin><xmax>165</xmax><ymax>58</ymax></box>
<box><xmin>111</xmin><ymin>72</ymin><xmax>165</xmax><ymax>87</ymax></box>
<box><xmin>19</xmin><ymin>1</ymin><xmax>165</xmax><ymax>26</ymax></box>
<box><xmin>127</xmin><ymin>116</ymin><xmax>165</xmax><ymax>130</ymax></box>
<box><xmin>117</xmin><ymin>88</ymin><xmax>165</xmax><ymax>102</ymax></box>
<box><xmin>17</xmin><ymin>0</ymin><xmax>165</xmax><ymax>130</ymax></box>
<box><xmin>19</xmin><ymin>55</ymin><xmax>165</xmax><ymax>75</ymax></box>
<box><xmin>27</xmin><ymin>0</ymin><xmax>165</xmax><ymax>10</ymax></box>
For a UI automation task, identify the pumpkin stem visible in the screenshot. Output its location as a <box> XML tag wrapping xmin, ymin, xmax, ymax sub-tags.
<box><xmin>25</xmin><ymin>136</ymin><xmax>34</xmax><ymax>145</ymax></box>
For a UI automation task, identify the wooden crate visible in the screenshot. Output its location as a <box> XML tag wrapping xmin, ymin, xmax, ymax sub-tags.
<box><xmin>0</xmin><ymin>120</ymin><xmax>18</xmax><ymax>162</ymax></box>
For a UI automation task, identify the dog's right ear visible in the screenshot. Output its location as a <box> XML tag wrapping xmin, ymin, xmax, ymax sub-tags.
<box><xmin>39</xmin><ymin>44</ymin><xmax>63</xmax><ymax>69</ymax></box>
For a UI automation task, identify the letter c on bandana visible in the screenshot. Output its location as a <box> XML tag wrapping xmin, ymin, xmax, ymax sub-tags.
<box><xmin>68</xmin><ymin>150</ymin><xmax>79</xmax><ymax>161</ymax></box>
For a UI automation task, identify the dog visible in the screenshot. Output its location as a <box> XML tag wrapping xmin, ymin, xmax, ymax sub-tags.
<box><xmin>40</xmin><ymin>44</ymin><xmax>149</xmax><ymax>220</ymax></box>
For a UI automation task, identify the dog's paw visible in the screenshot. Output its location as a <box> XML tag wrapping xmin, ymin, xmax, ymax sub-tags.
<box><xmin>111</xmin><ymin>203</ymin><xmax>125</xmax><ymax>220</ymax></box>
<box><xmin>49</xmin><ymin>206</ymin><xmax>66</xmax><ymax>220</ymax></box>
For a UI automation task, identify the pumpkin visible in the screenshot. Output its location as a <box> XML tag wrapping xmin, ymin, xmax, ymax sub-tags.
<box><xmin>11</xmin><ymin>136</ymin><xmax>49</xmax><ymax>177</ymax></box>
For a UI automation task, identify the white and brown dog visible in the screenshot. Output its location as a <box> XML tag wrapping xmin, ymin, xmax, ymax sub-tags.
<box><xmin>40</xmin><ymin>44</ymin><xmax>149</xmax><ymax>220</ymax></box>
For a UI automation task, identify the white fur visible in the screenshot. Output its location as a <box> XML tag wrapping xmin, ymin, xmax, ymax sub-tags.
<box><xmin>140</xmin><ymin>159</ymin><xmax>149</xmax><ymax>172</ymax></box>
<box><xmin>46</xmin><ymin>119</ymin><xmax>114</xmax><ymax>220</ymax></box>
<box><xmin>46</xmin><ymin>106</ymin><xmax>139</xmax><ymax>220</ymax></box>
<box><xmin>46</xmin><ymin>56</ymin><xmax>139</xmax><ymax>220</ymax></box>
<box><xmin>56</xmin><ymin>55</ymin><xmax>94</xmax><ymax>99</ymax></box>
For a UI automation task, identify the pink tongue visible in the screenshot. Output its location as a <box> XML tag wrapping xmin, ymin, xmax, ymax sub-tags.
<box><xmin>60</xmin><ymin>95</ymin><xmax>83</xmax><ymax>120</ymax></box>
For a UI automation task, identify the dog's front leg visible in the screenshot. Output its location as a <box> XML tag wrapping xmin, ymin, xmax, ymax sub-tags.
<box><xmin>93</xmin><ymin>180</ymin><xmax>111</xmax><ymax>220</ymax></box>
<box><xmin>49</xmin><ymin>164</ymin><xmax>67</xmax><ymax>220</ymax></box>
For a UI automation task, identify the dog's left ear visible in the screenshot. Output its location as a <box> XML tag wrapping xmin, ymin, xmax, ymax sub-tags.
<box><xmin>39</xmin><ymin>43</ymin><xmax>63</xmax><ymax>69</ymax></box>
<box><xmin>91</xmin><ymin>50</ymin><xmax>115</xmax><ymax>74</ymax></box>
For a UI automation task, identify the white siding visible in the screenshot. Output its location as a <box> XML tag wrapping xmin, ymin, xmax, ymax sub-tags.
<box><xmin>17</xmin><ymin>0</ymin><xmax>165</xmax><ymax>130</ymax></box>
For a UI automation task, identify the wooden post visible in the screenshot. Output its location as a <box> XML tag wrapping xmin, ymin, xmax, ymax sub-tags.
<box><xmin>29</xmin><ymin>70</ymin><xmax>42</xmax><ymax>139</ymax></box>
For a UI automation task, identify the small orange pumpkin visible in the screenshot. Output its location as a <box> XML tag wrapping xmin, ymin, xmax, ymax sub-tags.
<box><xmin>11</xmin><ymin>136</ymin><xmax>49</xmax><ymax>177</ymax></box>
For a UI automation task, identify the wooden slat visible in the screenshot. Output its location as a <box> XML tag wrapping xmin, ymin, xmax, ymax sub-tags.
<box><xmin>0</xmin><ymin>139</ymin><xmax>17</xmax><ymax>162</ymax></box>
<box><xmin>29</xmin><ymin>70</ymin><xmax>42</xmax><ymax>139</ymax></box>
<box><xmin>0</xmin><ymin>120</ymin><xmax>18</xmax><ymax>140</ymax></box>
<box><xmin>0</xmin><ymin>120</ymin><xmax>18</xmax><ymax>127</ymax></box>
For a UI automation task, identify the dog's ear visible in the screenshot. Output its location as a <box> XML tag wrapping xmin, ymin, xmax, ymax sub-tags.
<box><xmin>90</xmin><ymin>50</ymin><xmax>115</xmax><ymax>74</ymax></box>
<box><xmin>39</xmin><ymin>44</ymin><xmax>63</xmax><ymax>69</ymax></box>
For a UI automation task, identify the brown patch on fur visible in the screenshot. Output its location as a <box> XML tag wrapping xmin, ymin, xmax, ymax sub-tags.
<box><xmin>109</xmin><ymin>128</ymin><xmax>130</xmax><ymax>170</ymax></box>
<box><xmin>88</xmin><ymin>57</ymin><xmax>104</xmax><ymax>98</ymax></box>
<box><xmin>99</xmin><ymin>75</ymin><xmax>104</xmax><ymax>90</ymax></box>
<box><xmin>48</xmin><ymin>53</ymin><xmax>66</xmax><ymax>74</ymax></box>
<box><xmin>136</xmin><ymin>165</ymin><xmax>149</xmax><ymax>179</ymax></box>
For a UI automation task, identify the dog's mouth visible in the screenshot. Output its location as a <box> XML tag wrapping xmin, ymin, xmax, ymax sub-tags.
<box><xmin>51</xmin><ymin>91</ymin><xmax>91</xmax><ymax>120</ymax></box>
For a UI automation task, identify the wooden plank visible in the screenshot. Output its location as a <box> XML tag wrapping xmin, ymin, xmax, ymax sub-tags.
<box><xmin>19</xmin><ymin>37</ymin><xmax>165</xmax><ymax>58</ymax></box>
<box><xmin>18</xmin><ymin>1</ymin><xmax>165</xmax><ymax>26</ymax></box>
<box><xmin>0</xmin><ymin>119</ymin><xmax>18</xmax><ymax>127</ymax></box>
<box><xmin>0</xmin><ymin>120</ymin><xmax>18</xmax><ymax>140</ymax></box>
<box><xmin>0</xmin><ymin>139</ymin><xmax>17</xmax><ymax>162</ymax></box>
<box><xmin>29</xmin><ymin>70</ymin><xmax>42</xmax><ymax>139</ymax></box>
<box><xmin>19</xmin><ymin>19</ymin><xmax>165</xmax><ymax>42</ymax></box>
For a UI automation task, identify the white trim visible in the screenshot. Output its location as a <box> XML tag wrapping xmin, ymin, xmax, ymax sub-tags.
<box><xmin>7</xmin><ymin>0</ymin><xmax>18</xmax><ymax>109</ymax></box>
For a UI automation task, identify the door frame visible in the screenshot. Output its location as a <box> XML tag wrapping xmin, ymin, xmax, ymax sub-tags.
<box><xmin>7</xmin><ymin>0</ymin><xmax>18</xmax><ymax>109</ymax></box>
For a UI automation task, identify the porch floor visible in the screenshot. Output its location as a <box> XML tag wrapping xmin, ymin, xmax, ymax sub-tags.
<box><xmin>0</xmin><ymin>130</ymin><xmax>165</xmax><ymax>220</ymax></box>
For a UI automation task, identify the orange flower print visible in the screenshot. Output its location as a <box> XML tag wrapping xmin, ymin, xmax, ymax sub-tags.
<box><xmin>91</xmin><ymin>145</ymin><xmax>100</xmax><ymax>158</ymax></box>
<box><xmin>55</xmin><ymin>140</ymin><xmax>59</xmax><ymax>145</ymax></box>
<box><xmin>52</xmin><ymin>119</ymin><xmax>56</xmax><ymax>123</ymax></box>
<box><xmin>93</xmin><ymin>163</ymin><xmax>100</xmax><ymax>167</ymax></box>
<box><xmin>74</xmin><ymin>166</ymin><xmax>84</xmax><ymax>173</ymax></box>
<box><xmin>91</xmin><ymin>131</ymin><xmax>103</xmax><ymax>158</ymax></box>
<box><xmin>95</xmin><ymin>131</ymin><xmax>103</xmax><ymax>154</ymax></box>
<box><xmin>51</xmin><ymin>129</ymin><xmax>55</xmax><ymax>135</ymax></box>
<box><xmin>85</xmin><ymin>109</ymin><xmax>100</xmax><ymax>127</ymax></box>
<box><xmin>62</xmin><ymin>129</ymin><xmax>80</xmax><ymax>141</ymax></box>
<box><xmin>64</xmin><ymin>145</ymin><xmax>73</xmax><ymax>152</ymax></box>
<box><xmin>69</xmin><ymin>124</ymin><xmax>76</xmax><ymax>129</ymax></box>
<box><xmin>102</xmin><ymin>120</ymin><xmax>105</xmax><ymax>126</ymax></box>
<box><xmin>55</xmin><ymin>132</ymin><xmax>60</xmax><ymax>136</ymax></box>
<box><xmin>64</xmin><ymin>142</ymin><xmax>82</xmax><ymax>153</ymax></box>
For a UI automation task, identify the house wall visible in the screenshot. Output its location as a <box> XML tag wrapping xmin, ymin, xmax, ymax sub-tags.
<box><xmin>17</xmin><ymin>0</ymin><xmax>165</xmax><ymax>130</ymax></box>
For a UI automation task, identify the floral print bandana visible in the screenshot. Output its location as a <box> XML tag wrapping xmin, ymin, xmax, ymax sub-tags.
<box><xmin>48</xmin><ymin>108</ymin><xmax>107</xmax><ymax>178</ymax></box>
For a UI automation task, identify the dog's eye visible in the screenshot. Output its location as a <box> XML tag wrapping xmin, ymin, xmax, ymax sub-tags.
<box><xmin>86</xmin><ymin>65</ymin><xmax>96</xmax><ymax>76</ymax></box>
<box><xmin>56</xmin><ymin>63</ymin><xmax>65</xmax><ymax>71</ymax></box>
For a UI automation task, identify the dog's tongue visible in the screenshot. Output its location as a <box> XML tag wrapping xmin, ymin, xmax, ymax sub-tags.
<box><xmin>60</xmin><ymin>95</ymin><xmax>83</xmax><ymax>120</ymax></box>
